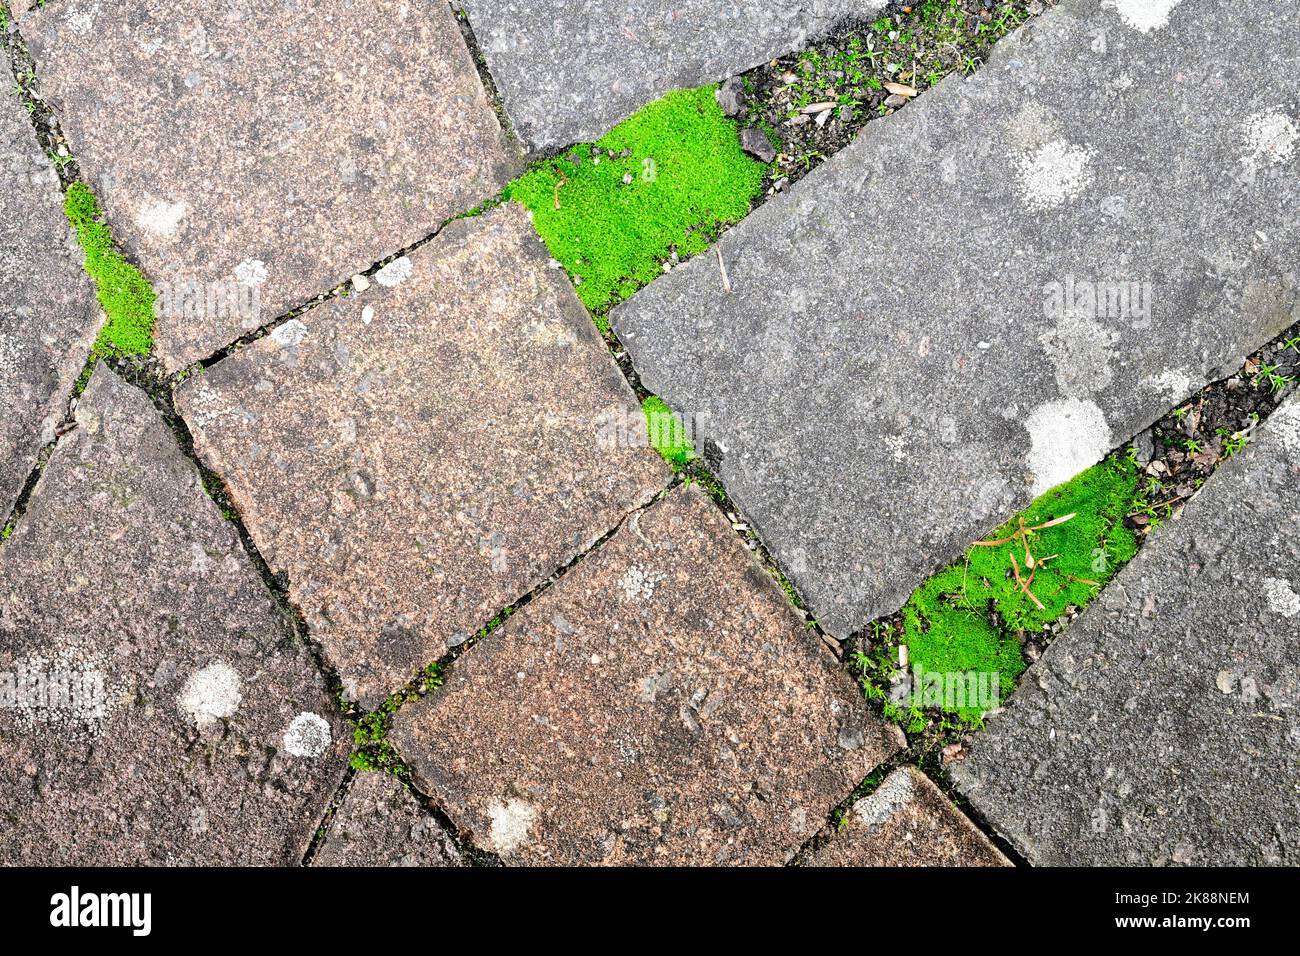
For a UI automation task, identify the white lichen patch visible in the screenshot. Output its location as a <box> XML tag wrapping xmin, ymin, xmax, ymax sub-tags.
<box><xmin>1262</xmin><ymin>578</ymin><xmax>1300</xmax><ymax>618</ymax></box>
<box><xmin>1140</xmin><ymin>368</ymin><xmax>1194</xmax><ymax>403</ymax></box>
<box><xmin>618</xmin><ymin>565</ymin><xmax>666</xmax><ymax>602</ymax></box>
<box><xmin>1038</xmin><ymin>314</ymin><xmax>1119</xmax><ymax>398</ymax></box>
<box><xmin>1269</xmin><ymin>399</ymin><xmax>1300</xmax><ymax>463</ymax></box>
<box><xmin>486</xmin><ymin>799</ymin><xmax>537</xmax><ymax>854</ymax></box>
<box><xmin>137</xmin><ymin>199</ymin><xmax>188</xmax><ymax>239</ymax></box>
<box><xmin>1104</xmin><ymin>0</ymin><xmax>1184</xmax><ymax>33</ymax></box>
<box><xmin>65</xmin><ymin>1</ymin><xmax>102</xmax><ymax>36</ymax></box>
<box><xmin>852</xmin><ymin>769</ymin><xmax>914</xmax><ymax>829</ymax></box>
<box><xmin>178</xmin><ymin>661</ymin><xmax>242</xmax><ymax>727</ymax></box>
<box><xmin>374</xmin><ymin>256</ymin><xmax>414</xmax><ymax>287</ymax></box>
<box><xmin>1025</xmin><ymin>398</ymin><xmax>1112</xmax><ymax>496</ymax></box>
<box><xmin>1242</xmin><ymin>108</ymin><xmax>1299</xmax><ymax>170</ymax></box>
<box><xmin>271</xmin><ymin>319</ymin><xmax>310</xmax><ymax>348</ymax></box>
<box><xmin>1014</xmin><ymin>139</ymin><xmax>1094</xmax><ymax>210</ymax></box>
<box><xmin>234</xmin><ymin>258</ymin><xmax>269</xmax><ymax>287</ymax></box>
<box><xmin>283</xmin><ymin>712</ymin><xmax>332</xmax><ymax>757</ymax></box>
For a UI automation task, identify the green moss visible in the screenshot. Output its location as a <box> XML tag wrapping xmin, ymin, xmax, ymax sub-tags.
<box><xmin>64</xmin><ymin>181</ymin><xmax>156</xmax><ymax>357</ymax></box>
<box><xmin>346</xmin><ymin>662</ymin><xmax>442</xmax><ymax>777</ymax></box>
<box><xmin>505</xmin><ymin>86</ymin><xmax>766</xmax><ymax>327</ymax></box>
<box><xmin>641</xmin><ymin>395</ymin><xmax>696</xmax><ymax>469</ymax></box>
<box><xmin>888</xmin><ymin>456</ymin><xmax>1139</xmax><ymax>724</ymax></box>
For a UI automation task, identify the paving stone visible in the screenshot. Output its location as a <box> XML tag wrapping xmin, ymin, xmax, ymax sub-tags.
<box><xmin>950</xmin><ymin>394</ymin><xmax>1300</xmax><ymax>866</ymax></box>
<box><xmin>22</xmin><ymin>0</ymin><xmax>519</xmax><ymax>371</ymax></box>
<box><xmin>177</xmin><ymin>203</ymin><xmax>669</xmax><ymax>710</ymax></box>
<box><xmin>0</xmin><ymin>368</ymin><xmax>347</xmax><ymax>865</ymax></box>
<box><xmin>613</xmin><ymin>0</ymin><xmax>1300</xmax><ymax>639</ymax></box>
<box><xmin>0</xmin><ymin>48</ymin><xmax>99</xmax><ymax>517</ymax></box>
<box><xmin>461</xmin><ymin>0</ymin><xmax>886</xmax><ymax>152</ymax></box>
<box><xmin>808</xmin><ymin>767</ymin><xmax>1009</xmax><ymax>867</ymax></box>
<box><xmin>312</xmin><ymin>772</ymin><xmax>462</xmax><ymax>868</ymax></box>
<box><xmin>392</xmin><ymin>486</ymin><xmax>903</xmax><ymax>866</ymax></box>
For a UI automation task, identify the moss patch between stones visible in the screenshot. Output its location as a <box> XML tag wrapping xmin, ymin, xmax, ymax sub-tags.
<box><xmin>641</xmin><ymin>395</ymin><xmax>696</xmax><ymax>469</ymax></box>
<box><xmin>64</xmin><ymin>181</ymin><xmax>156</xmax><ymax>357</ymax></box>
<box><xmin>859</xmin><ymin>455</ymin><xmax>1140</xmax><ymax>727</ymax></box>
<box><xmin>505</xmin><ymin>86</ymin><xmax>766</xmax><ymax>328</ymax></box>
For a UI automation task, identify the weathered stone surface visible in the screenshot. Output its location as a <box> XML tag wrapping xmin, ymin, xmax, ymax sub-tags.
<box><xmin>22</xmin><ymin>0</ymin><xmax>519</xmax><ymax>371</ymax></box>
<box><xmin>461</xmin><ymin>0</ymin><xmax>886</xmax><ymax>151</ymax></box>
<box><xmin>613</xmin><ymin>0</ymin><xmax>1300</xmax><ymax>639</ymax></box>
<box><xmin>0</xmin><ymin>49</ymin><xmax>99</xmax><ymax>517</ymax></box>
<box><xmin>393</xmin><ymin>486</ymin><xmax>903</xmax><ymax>866</ymax></box>
<box><xmin>178</xmin><ymin>203</ymin><xmax>668</xmax><ymax>710</ymax></box>
<box><xmin>9</xmin><ymin>1</ymin><xmax>35</xmax><ymax>20</ymax></box>
<box><xmin>809</xmin><ymin>768</ymin><xmax>1009</xmax><ymax>867</ymax></box>
<box><xmin>312</xmin><ymin>772</ymin><xmax>461</xmax><ymax>868</ymax></box>
<box><xmin>950</xmin><ymin>394</ymin><xmax>1300</xmax><ymax>866</ymax></box>
<box><xmin>0</xmin><ymin>369</ymin><xmax>347</xmax><ymax>865</ymax></box>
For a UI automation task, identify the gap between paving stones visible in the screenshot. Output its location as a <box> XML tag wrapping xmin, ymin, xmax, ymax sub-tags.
<box><xmin>841</xmin><ymin>319</ymin><xmax>1300</xmax><ymax>807</ymax></box>
<box><xmin>302</xmin><ymin>765</ymin><xmax>501</xmax><ymax>867</ymax></box>
<box><xmin>451</xmin><ymin>4</ymin><xmax>521</xmax><ymax>154</ymax></box>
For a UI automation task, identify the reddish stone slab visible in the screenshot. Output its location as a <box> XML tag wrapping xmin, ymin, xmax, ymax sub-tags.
<box><xmin>809</xmin><ymin>768</ymin><xmax>1010</xmax><ymax>867</ymax></box>
<box><xmin>312</xmin><ymin>772</ymin><xmax>462</xmax><ymax>868</ymax></box>
<box><xmin>177</xmin><ymin>203</ymin><xmax>669</xmax><ymax>709</ymax></box>
<box><xmin>0</xmin><ymin>369</ymin><xmax>347</xmax><ymax>865</ymax></box>
<box><xmin>0</xmin><ymin>48</ymin><xmax>99</xmax><ymax>516</ymax></box>
<box><xmin>22</xmin><ymin>0</ymin><xmax>519</xmax><ymax>370</ymax></box>
<box><xmin>393</xmin><ymin>486</ymin><xmax>903</xmax><ymax>865</ymax></box>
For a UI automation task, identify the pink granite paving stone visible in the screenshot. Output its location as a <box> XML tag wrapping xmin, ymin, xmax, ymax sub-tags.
<box><xmin>808</xmin><ymin>767</ymin><xmax>1010</xmax><ymax>867</ymax></box>
<box><xmin>20</xmin><ymin>0</ymin><xmax>519</xmax><ymax>370</ymax></box>
<box><xmin>312</xmin><ymin>772</ymin><xmax>463</xmax><ymax>868</ymax></box>
<box><xmin>0</xmin><ymin>368</ymin><xmax>347</xmax><ymax>865</ymax></box>
<box><xmin>177</xmin><ymin>202</ymin><xmax>669</xmax><ymax>709</ymax></box>
<box><xmin>0</xmin><ymin>47</ymin><xmax>100</xmax><ymax>518</ymax></box>
<box><xmin>393</xmin><ymin>486</ymin><xmax>903</xmax><ymax>866</ymax></box>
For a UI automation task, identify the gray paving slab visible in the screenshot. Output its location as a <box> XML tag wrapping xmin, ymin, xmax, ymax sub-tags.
<box><xmin>613</xmin><ymin>0</ymin><xmax>1300</xmax><ymax>639</ymax></box>
<box><xmin>950</xmin><ymin>394</ymin><xmax>1300</xmax><ymax>866</ymax></box>
<box><xmin>312</xmin><ymin>772</ymin><xmax>462</xmax><ymax>868</ymax></box>
<box><xmin>177</xmin><ymin>203</ymin><xmax>670</xmax><ymax>710</ymax></box>
<box><xmin>393</xmin><ymin>486</ymin><xmax>903</xmax><ymax>866</ymax></box>
<box><xmin>0</xmin><ymin>368</ymin><xmax>347</xmax><ymax>865</ymax></box>
<box><xmin>461</xmin><ymin>0</ymin><xmax>887</xmax><ymax>151</ymax></box>
<box><xmin>0</xmin><ymin>48</ymin><xmax>99</xmax><ymax>517</ymax></box>
<box><xmin>22</xmin><ymin>0</ymin><xmax>519</xmax><ymax>371</ymax></box>
<box><xmin>809</xmin><ymin>767</ymin><xmax>1009</xmax><ymax>867</ymax></box>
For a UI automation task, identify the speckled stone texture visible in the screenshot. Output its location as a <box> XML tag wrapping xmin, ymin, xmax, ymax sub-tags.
<box><xmin>21</xmin><ymin>0</ymin><xmax>519</xmax><ymax>371</ymax></box>
<box><xmin>393</xmin><ymin>486</ymin><xmax>903</xmax><ymax>866</ymax></box>
<box><xmin>461</xmin><ymin>0</ymin><xmax>885</xmax><ymax>151</ymax></box>
<box><xmin>0</xmin><ymin>369</ymin><xmax>347</xmax><ymax>865</ymax></box>
<box><xmin>177</xmin><ymin>203</ymin><xmax>669</xmax><ymax>710</ymax></box>
<box><xmin>809</xmin><ymin>768</ymin><xmax>1009</xmax><ymax>867</ymax></box>
<box><xmin>613</xmin><ymin>0</ymin><xmax>1300</xmax><ymax>639</ymax></box>
<box><xmin>312</xmin><ymin>772</ymin><xmax>462</xmax><ymax>867</ymax></box>
<box><xmin>0</xmin><ymin>49</ymin><xmax>99</xmax><ymax>518</ymax></box>
<box><xmin>950</xmin><ymin>394</ymin><xmax>1300</xmax><ymax>866</ymax></box>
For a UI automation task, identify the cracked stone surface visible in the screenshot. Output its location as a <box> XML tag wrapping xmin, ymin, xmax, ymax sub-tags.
<box><xmin>0</xmin><ymin>368</ymin><xmax>347</xmax><ymax>865</ymax></box>
<box><xmin>808</xmin><ymin>768</ymin><xmax>1009</xmax><ymax>867</ymax></box>
<box><xmin>178</xmin><ymin>202</ymin><xmax>669</xmax><ymax>710</ymax></box>
<box><xmin>393</xmin><ymin>486</ymin><xmax>903</xmax><ymax>866</ymax></box>
<box><xmin>312</xmin><ymin>772</ymin><xmax>462</xmax><ymax>868</ymax></box>
<box><xmin>461</xmin><ymin>0</ymin><xmax>887</xmax><ymax>151</ymax></box>
<box><xmin>21</xmin><ymin>0</ymin><xmax>519</xmax><ymax>371</ymax></box>
<box><xmin>0</xmin><ymin>48</ymin><xmax>99</xmax><ymax>518</ymax></box>
<box><xmin>950</xmin><ymin>394</ymin><xmax>1300</xmax><ymax>866</ymax></box>
<box><xmin>613</xmin><ymin>0</ymin><xmax>1300</xmax><ymax>639</ymax></box>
